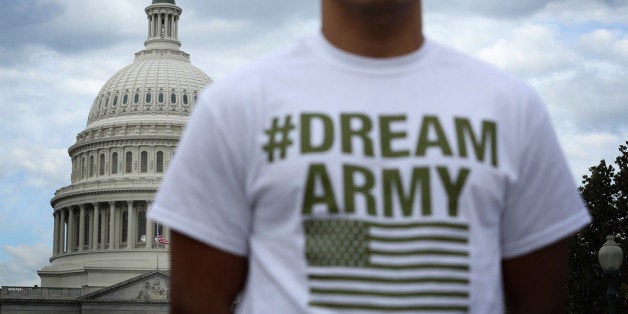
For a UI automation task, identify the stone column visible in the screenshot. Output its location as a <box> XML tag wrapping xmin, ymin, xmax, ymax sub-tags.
<box><xmin>163</xmin><ymin>14</ymin><xmax>167</xmax><ymax>37</ymax></box>
<box><xmin>150</xmin><ymin>14</ymin><xmax>154</xmax><ymax>38</ymax></box>
<box><xmin>157</xmin><ymin>14</ymin><xmax>162</xmax><ymax>36</ymax></box>
<box><xmin>67</xmin><ymin>206</ymin><xmax>75</xmax><ymax>252</ymax></box>
<box><xmin>92</xmin><ymin>203</ymin><xmax>100</xmax><ymax>250</ymax></box>
<box><xmin>127</xmin><ymin>201</ymin><xmax>135</xmax><ymax>249</ymax></box>
<box><xmin>171</xmin><ymin>14</ymin><xmax>175</xmax><ymax>37</ymax></box>
<box><xmin>153</xmin><ymin>13</ymin><xmax>158</xmax><ymax>37</ymax></box>
<box><xmin>171</xmin><ymin>16</ymin><xmax>175</xmax><ymax>38</ymax></box>
<box><xmin>108</xmin><ymin>202</ymin><xmax>115</xmax><ymax>250</ymax></box>
<box><xmin>59</xmin><ymin>209</ymin><xmax>66</xmax><ymax>253</ymax></box>
<box><xmin>100</xmin><ymin>209</ymin><xmax>106</xmax><ymax>249</ymax></box>
<box><xmin>53</xmin><ymin>211</ymin><xmax>59</xmax><ymax>255</ymax></box>
<box><xmin>147</xmin><ymin>15</ymin><xmax>151</xmax><ymax>39</ymax></box>
<box><xmin>164</xmin><ymin>14</ymin><xmax>169</xmax><ymax>37</ymax></box>
<box><xmin>146</xmin><ymin>201</ymin><xmax>153</xmax><ymax>249</ymax></box>
<box><xmin>78</xmin><ymin>204</ymin><xmax>85</xmax><ymax>251</ymax></box>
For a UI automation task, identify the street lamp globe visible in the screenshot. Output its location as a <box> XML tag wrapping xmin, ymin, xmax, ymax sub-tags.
<box><xmin>598</xmin><ymin>235</ymin><xmax>623</xmax><ymax>274</ymax></box>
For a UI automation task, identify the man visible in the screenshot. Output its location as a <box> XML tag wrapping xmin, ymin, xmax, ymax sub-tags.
<box><xmin>149</xmin><ymin>1</ymin><xmax>591</xmax><ymax>313</ymax></box>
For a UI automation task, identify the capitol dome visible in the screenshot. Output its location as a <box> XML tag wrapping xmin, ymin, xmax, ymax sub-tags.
<box><xmin>41</xmin><ymin>0</ymin><xmax>211</xmax><ymax>288</ymax></box>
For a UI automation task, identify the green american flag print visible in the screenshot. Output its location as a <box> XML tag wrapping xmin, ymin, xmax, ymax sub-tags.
<box><xmin>304</xmin><ymin>219</ymin><xmax>470</xmax><ymax>312</ymax></box>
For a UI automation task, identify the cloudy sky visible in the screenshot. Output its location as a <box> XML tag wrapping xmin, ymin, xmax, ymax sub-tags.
<box><xmin>0</xmin><ymin>0</ymin><xmax>626</xmax><ymax>286</ymax></box>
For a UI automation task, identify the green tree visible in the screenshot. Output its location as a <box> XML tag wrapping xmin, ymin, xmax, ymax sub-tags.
<box><xmin>568</xmin><ymin>142</ymin><xmax>628</xmax><ymax>313</ymax></box>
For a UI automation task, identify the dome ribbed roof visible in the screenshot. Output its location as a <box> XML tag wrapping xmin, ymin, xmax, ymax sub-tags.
<box><xmin>87</xmin><ymin>57</ymin><xmax>211</xmax><ymax>126</ymax></box>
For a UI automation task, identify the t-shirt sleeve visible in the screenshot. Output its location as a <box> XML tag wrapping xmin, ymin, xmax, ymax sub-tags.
<box><xmin>148</xmin><ymin>88</ymin><xmax>251</xmax><ymax>257</ymax></box>
<box><xmin>500</xmin><ymin>90</ymin><xmax>591</xmax><ymax>259</ymax></box>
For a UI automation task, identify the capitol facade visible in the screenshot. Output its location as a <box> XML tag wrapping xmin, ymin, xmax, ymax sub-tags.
<box><xmin>0</xmin><ymin>0</ymin><xmax>211</xmax><ymax>312</ymax></box>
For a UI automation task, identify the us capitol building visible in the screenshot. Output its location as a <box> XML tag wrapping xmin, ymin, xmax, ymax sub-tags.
<box><xmin>0</xmin><ymin>0</ymin><xmax>211</xmax><ymax>312</ymax></box>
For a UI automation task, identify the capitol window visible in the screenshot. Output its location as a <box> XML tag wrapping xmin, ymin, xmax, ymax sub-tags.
<box><xmin>113</xmin><ymin>96</ymin><xmax>118</xmax><ymax>106</ymax></box>
<box><xmin>140</xmin><ymin>151</ymin><xmax>148</xmax><ymax>173</ymax></box>
<box><xmin>137</xmin><ymin>210</ymin><xmax>146</xmax><ymax>243</ymax></box>
<box><xmin>99</xmin><ymin>154</ymin><xmax>105</xmax><ymax>175</ymax></box>
<box><xmin>121</xmin><ymin>211</ymin><xmax>128</xmax><ymax>244</ymax></box>
<box><xmin>73</xmin><ymin>216</ymin><xmax>80</xmax><ymax>250</ymax></box>
<box><xmin>156</xmin><ymin>151</ymin><xmax>164</xmax><ymax>173</ymax></box>
<box><xmin>111</xmin><ymin>152</ymin><xmax>118</xmax><ymax>174</ymax></box>
<box><xmin>123</xmin><ymin>94</ymin><xmax>128</xmax><ymax>104</ymax></box>
<box><xmin>134</xmin><ymin>93</ymin><xmax>140</xmax><ymax>104</ymax></box>
<box><xmin>97</xmin><ymin>213</ymin><xmax>103</xmax><ymax>244</ymax></box>
<box><xmin>125</xmin><ymin>152</ymin><xmax>132</xmax><ymax>173</ymax></box>
<box><xmin>182</xmin><ymin>94</ymin><xmax>188</xmax><ymax>105</ymax></box>
<box><xmin>170</xmin><ymin>92</ymin><xmax>176</xmax><ymax>104</ymax></box>
<box><xmin>84</xmin><ymin>213</ymin><xmax>90</xmax><ymax>247</ymax></box>
<box><xmin>158</xmin><ymin>91</ymin><xmax>165</xmax><ymax>103</ymax></box>
<box><xmin>89</xmin><ymin>156</ymin><xmax>94</xmax><ymax>177</ymax></box>
<box><xmin>146</xmin><ymin>92</ymin><xmax>152</xmax><ymax>103</ymax></box>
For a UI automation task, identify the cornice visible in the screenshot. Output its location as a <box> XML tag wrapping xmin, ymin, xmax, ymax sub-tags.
<box><xmin>51</xmin><ymin>178</ymin><xmax>162</xmax><ymax>207</ymax></box>
<box><xmin>87</xmin><ymin>105</ymin><xmax>193</xmax><ymax>129</ymax></box>
<box><xmin>69</xmin><ymin>136</ymin><xmax>180</xmax><ymax>155</ymax></box>
<box><xmin>49</xmin><ymin>248</ymin><xmax>168</xmax><ymax>263</ymax></box>
<box><xmin>135</xmin><ymin>48</ymin><xmax>188</xmax><ymax>61</ymax></box>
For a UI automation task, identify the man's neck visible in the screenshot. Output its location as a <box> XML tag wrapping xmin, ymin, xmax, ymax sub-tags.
<box><xmin>321</xmin><ymin>0</ymin><xmax>424</xmax><ymax>58</ymax></box>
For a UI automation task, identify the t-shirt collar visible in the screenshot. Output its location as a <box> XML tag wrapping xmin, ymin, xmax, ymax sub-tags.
<box><xmin>308</xmin><ymin>30</ymin><xmax>432</xmax><ymax>75</ymax></box>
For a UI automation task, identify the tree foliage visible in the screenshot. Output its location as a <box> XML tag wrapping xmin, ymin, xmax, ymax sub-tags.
<box><xmin>568</xmin><ymin>142</ymin><xmax>628</xmax><ymax>313</ymax></box>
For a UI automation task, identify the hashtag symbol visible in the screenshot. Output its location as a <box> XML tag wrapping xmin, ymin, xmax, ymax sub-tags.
<box><xmin>262</xmin><ymin>115</ymin><xmax>296</xmax><ymax>162</ymax></box>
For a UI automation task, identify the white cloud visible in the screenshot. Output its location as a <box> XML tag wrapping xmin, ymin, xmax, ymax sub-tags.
<box><xmin>61</xmin><ymin>78</ymin><xmax>107</xmax><ymax>96</ymax></box>
<box><xmin>9</xmin><ymin>147</ymin><xmax>69</xmax><ymax>189</ymax></box>
<box><xmin>424</xmin><ymin>0</ymin><xmax>554</xmax><ymax>18</ymax></box>
<box><xmin>534</xmin><ymin>58</ymin><xmax>628</xmax><ymax>130</ymax></box>
<box><xmin>556</xmin><ymin>123</ymin><xmax>627</xmax><ymax>181</ymax></box>
<box><xmin>0</xmin><ymin>243</ymin><xmax>50</xmax><ymax>286</ymax></box>
<box><xmin>187</xmin><ymin>18</ymin><xmax>251</xmax><ymax>35</ymax></box>
<box><xmin>479</xmin><ymin>24</ymin><xmax>579</xmax><ymax>78</ymax></box>
<box><xmin>191</xmin><ymin>18</ymin><xmax>319</xmax><ymax>79</ymax></box>
<box><xmin>542</xmin><ymin>0</ymin><xmax>628</xmax><ymax>24</ymax></box>
<box><xmin>578</xmin><ymin>29</ymin><xmax>628</xmax><ymax>62</ymax></box>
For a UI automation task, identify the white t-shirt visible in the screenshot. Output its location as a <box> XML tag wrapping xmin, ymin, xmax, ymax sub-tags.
<box><xmin>149</xmin><ymin>32</ymin><xmax>591</xmax><ymax>313</ymax></box>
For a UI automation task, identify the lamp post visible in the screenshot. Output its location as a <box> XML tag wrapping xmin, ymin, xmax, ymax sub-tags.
<box><xmin>598</xmin><ymin>235</ymin><xmax>624</xmax><ymax>314</ymax></box>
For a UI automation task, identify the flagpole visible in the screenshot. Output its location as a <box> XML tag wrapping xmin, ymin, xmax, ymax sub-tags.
<box><xmin>154</xmin><ymin>234</ymin><xmax>169</xmax><ymax>271</ymax></box>
<box><xmin>156</xmin><ymin>235</ymin><xmax>160</xmax><ymax>271</ymax></box>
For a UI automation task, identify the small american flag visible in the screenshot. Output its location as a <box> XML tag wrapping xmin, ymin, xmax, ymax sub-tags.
<box><xmin>304</xmin><ymin>218</ymin><xmax>470</xmax><ymax>312</ymax></box>
<box><xmin>155</xmin><ymin>234</ymin><xmax>169</xmax><ymax>245</ymax></box>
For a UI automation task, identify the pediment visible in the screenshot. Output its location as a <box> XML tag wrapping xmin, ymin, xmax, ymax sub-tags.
<box><xmin>80</xmin><ymin>271</ymin><xmax>169</xmax><ymax>302</ymax></box>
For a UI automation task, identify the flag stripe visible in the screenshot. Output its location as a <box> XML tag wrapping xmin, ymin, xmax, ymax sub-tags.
<box><xmin>369</xmin><ymin>222</ymin><xmax>468</xmax><ymax>230</ymax></box>
<box><xmin>309</xmin><ymin>302</ymin><xmax>468</xmax><ymax>312</ymax></box>
<box><xmin>369</xmin><ymin>249</ymin><xmax>468</xmax><ymax>257</ymax></box>
<box><xmin>155</xmin><ymin>234</ymin><xmax>169</xmax><ymax>244</ymax></box>
<box><xmin>308</xmin><ymin>274</ymin><xmax>468</xmax><ymax>284</ymax></box>
<box><xmin>311</xmin><ymin>288</ymin><xmax>468</xmax><ymax>298</ymax></box>
<box><xmin>366</xmin><ymin>262</ymin><xmax>469</xmax><ymax>271</ymax></box>
<box><xmin>369</xmin><ymin>235</ymin><xmax>467</xmax><ymax>243</ymax></box>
